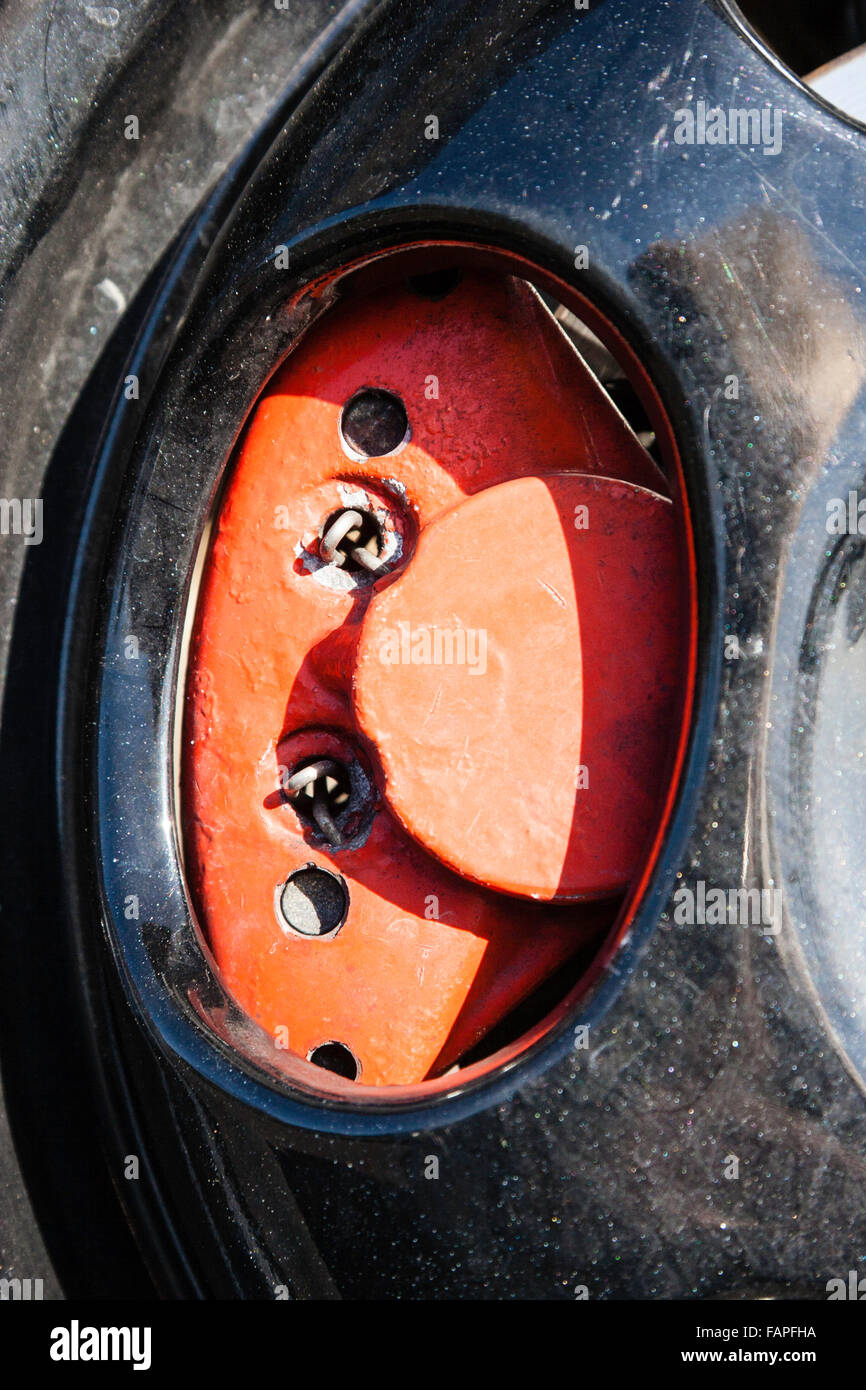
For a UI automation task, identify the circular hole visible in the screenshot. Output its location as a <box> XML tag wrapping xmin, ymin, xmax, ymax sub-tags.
<box><xmin>319</xmin><ymin>507</ymin><xmax>384</xmax><ymax>574</ymax></box>
<box><xmin>287</xmin><ymin>756</ymin><xmax>353</xmax><ymax>833</ymax></box>
<box><xmin>277</xmin><ymin>864</ymin><xmax>349</xmax><ymax>938</ymax></box>
<box><xmin>307</xmin><ymin>1041</ymin><xmax>360</xmax><ymax>1081</ymax></box>
<box><xmin>339</xmin><ymin>388</ymin><xmax>409</xmax><ymax>459</ymax></box>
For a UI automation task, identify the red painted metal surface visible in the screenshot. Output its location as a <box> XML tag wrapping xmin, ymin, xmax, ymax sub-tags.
<box><xmin>181</xmin><ymin>271</ymin><xmax>686</xmax><ymax>1086</ymax></box>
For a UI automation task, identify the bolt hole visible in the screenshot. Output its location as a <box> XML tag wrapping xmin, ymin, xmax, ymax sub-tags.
<box><xmin>320</xmin><ymin>507</ymin><xmax>384</xmax><ymax>574</ymax></box>
<box><xmin>307</xmin><ymin>1041</ymin><xmax>360</xmax><ymax>1081</ymax></box>
<box><xmin>277</xmin><ymin>864</ymin><xmax>348</xmax><ymax>938</ymax></box>
<box><xmin>339</xmin><ymin>388</ymin><xmax>409</xmax><ymax>459</ymax></box>
<box><xmin>286</xmin><ymin>756</ymin><xmax>353</xmax><ymax>844</ymax></box>
<box><xmin>407</xmin><ymin>267</ymin><xmax>463</xmax><ymax>300</ymax></box>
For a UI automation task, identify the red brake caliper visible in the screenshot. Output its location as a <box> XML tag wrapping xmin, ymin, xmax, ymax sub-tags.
<box><xmin>182</xmin><ymin>271</ymin><xmax>685</xmax><ymax>1086</ymax></box>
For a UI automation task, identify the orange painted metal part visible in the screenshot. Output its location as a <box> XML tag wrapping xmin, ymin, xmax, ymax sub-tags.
<box><xmin>181</xmin><ymin>271</ymin><xmax>685</xmax><ymax>1086</ymax></box>
<box><xmin>354</xmin><ymin>473</ymin><xmax>682</xmax><ymax>901</ymax></box>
